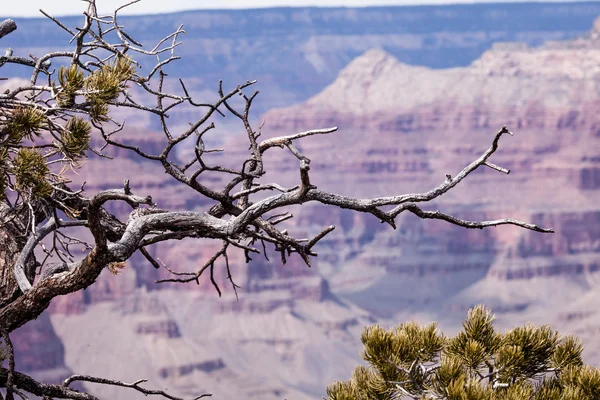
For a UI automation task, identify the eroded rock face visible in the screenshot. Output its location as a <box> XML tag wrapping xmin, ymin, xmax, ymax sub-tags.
<box><xmin>12</xmin><ymin>313</ymin><xmax>64</xmax><ymax>372</ymax></box>
<box><xmin>256</xmin><ymin>16</ymin><xmax>600</xmax><ymax>359</ymax></box>
<box><xmin>11</xmin><ymin>312</ymin><xmax>81</xmax><ymax>392</ymax></box>
<box><xmin>5</xmin><ymin>3</ymin><xmax>600</xmax><ymax>117</ymax></box>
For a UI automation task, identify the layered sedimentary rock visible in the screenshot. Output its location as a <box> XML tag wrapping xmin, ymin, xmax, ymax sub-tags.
<box><xmin>11</xmin><ymin>313</ymin><xmax>79</xmax><ymax>392</ymax></box>
<box><xmin>258</xmin><ymin>16</ymin><xmax>600</xmax><ymax>363</ymax></box>
<box><xmin>4</xmin><ymin>3</ymin><xmax>600</xmax><ymax>115</ymax></box>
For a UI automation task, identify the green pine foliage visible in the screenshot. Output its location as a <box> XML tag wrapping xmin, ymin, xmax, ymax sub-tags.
<box><xmin>84</xmin><ymin>56</ymin><xmax>135</xmax><ymax>122</ymax></box>
<box><xmin>12</xmin><ymin>148</ymin><xmax>52</xmax><ymax>198</ymax></box>
<box><xmin>0</xmin><ymin>56</ymin><xmax>136</xmax><ymax>199</ymax></box>
<box><xmin>57</xmin><ymin>64</ymin><xmax>84</xmax><ymax>108</ymax></box>
<box><xmin>4</xmin><ymin>106</ymin><xmax>46</xmax><ymax>142</ymax></box>
<box><xmin>326</xmin><ymin>306</ymin><xmax>597</xmax><ymax>400</ymax></box>
<box><xmin>61</xmin><ymin>116</ymin><xmax>92</xmax><ymax>159</ymax></box>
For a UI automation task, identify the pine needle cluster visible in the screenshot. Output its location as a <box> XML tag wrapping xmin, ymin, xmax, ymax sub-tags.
<box><xmin>326</xmin><ymin>306</ymin><xmax>597</xmax><ymax>400</ymax></box>
<box><xmin>0</xmin><ymin>56</ymin><xmax>136</xmax><ymax>199</ymax></box>
<box><xmin>60</xmin><ymin>116</ymin><xmax>91</xmax><ymax>159</ymax></box>
<box><xmin>56</xmin><ymin>64</ymin><xmax>84</xmax><ymax>108</ymax></box>
<box><xmin>12</xmin><ymin>148</ymin><xmax>52</xmax><ymax>198</ymax></box>
<box><xmin>83</xmin><ymin>56</ymin><xmax>135</xmax><ymax>122</ymax></box>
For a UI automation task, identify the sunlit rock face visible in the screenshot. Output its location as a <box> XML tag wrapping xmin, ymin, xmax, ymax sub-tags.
<box><xmin>260</xmin><ymin>14</ymin><xmax>600</xmax><ymax>364</ymax></box>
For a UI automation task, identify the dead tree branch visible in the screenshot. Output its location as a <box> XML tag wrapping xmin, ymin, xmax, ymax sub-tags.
<box><xmin>0</xmin><ymin>2</ymin><xmax>553</xmax><ymax>400</ymax></box>
<box><xmin>0</xmin><ymin>19</ymin><xmax>16</xmax><ymax>40</ymax></box>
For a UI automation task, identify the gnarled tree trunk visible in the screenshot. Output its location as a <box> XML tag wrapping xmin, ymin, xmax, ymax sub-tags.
<box><xmin>0</xmin><ymin>202</ymin><xmax>34</xmax><ymax>309</ymax></box>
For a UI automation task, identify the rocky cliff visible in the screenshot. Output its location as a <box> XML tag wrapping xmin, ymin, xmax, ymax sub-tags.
<box><xmin>259</xmin><ymin>13</ymin><xmax>600</xmax><ymax>365</ymax></box>
<box><xmin>3</xmin><ymin>2</ymin><xmax>600</xmax><ymax>116</ymax></box>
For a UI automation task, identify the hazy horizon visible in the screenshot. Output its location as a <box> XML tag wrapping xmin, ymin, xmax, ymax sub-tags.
<box><xmin>2</xmin><ymin>0</ymin><xmax>597</xmax><ymax>18</ymax></box>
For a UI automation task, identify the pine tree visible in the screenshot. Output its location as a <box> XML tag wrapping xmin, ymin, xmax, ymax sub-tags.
<box><xmin>326</xmin><ymin>306</ymin><xmax>599</xmax><ymax>400</ymax></box>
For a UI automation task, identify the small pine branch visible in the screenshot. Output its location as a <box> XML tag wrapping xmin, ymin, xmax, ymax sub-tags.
<box><xmin>327</xmin><ymin>306</ymin><xmax>600</xmax><ymax>400</ymax></box>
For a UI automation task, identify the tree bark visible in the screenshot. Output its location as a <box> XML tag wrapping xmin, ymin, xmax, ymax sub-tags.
<box><xmin>0</xmin><ymin>202</ymin><xmax>35</xmax><ymax>310</ymax></box>
<box><xmin>0</xmin><ymin>19</ymin><xmax>16</xmax><ymax>40</ymax></box>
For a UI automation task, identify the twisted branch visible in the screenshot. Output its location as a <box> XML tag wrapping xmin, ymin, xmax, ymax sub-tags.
<box><xmin>0</xmin><ymin>3</ymin><xmax>553</xmax><ymax>400</ymax></box>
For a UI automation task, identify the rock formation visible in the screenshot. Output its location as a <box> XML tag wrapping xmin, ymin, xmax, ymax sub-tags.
<box><xmin>259</xmin><ymin>14</ymin><xmax>600</xmax><ymax>368</ymax></box>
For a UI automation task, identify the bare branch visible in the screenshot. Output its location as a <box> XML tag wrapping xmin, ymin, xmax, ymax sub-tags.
<box><xmin>139</xmin><ymin>247</ymin><xmax>161</xmax><ymax>269</ymax></box>
<box><xmin>484</xmin><ymin>161</ymin><xmax>510</xmax><ymax>174</ymax></box>
<box><xmin>258</xmin><ymin>127</ymin><xmax>338</xmax><ymax>153</ymax></box>
<box><xmin>231</xmin><ymin>183</ymin><xmax>291</xmax><ymax>200</ymax></box>
<box><xmin>401</xmin><ymin>204</ymin><xmax>552</xmax><ymax>232</ymax></box>
<box><xmin>62</xmin><ymin>374</ymin><xmax>212</xmax><ymax>400</ymax></box>
<box><xmin>0</xmin><ymin>19</ymin><xmax>17</xmax><ymax>40</ymax></box>
<box><xmin>0</xmin><ymin>369</ymin><xmax>97</xmax><ymax>400</ymax></box>
<box><xmin>14</xmin><ymin>217</ymin><xmax>87</xmax><ymax>293</ymax></box>
<box><xmin>156</xmin><ymin>241</ymin><xmax>227</xmax><ymax>285</ymax></box>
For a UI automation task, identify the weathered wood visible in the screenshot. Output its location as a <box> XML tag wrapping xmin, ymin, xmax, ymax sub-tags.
<box><xmin>0</xmin><ymin>203</ymin><xmax>34</xmax><ymax>310</ymax></box>
<box><xmin>0</xmin><ymin>19</ymin><xmax>16</xmax><ymax>40</ymax></box>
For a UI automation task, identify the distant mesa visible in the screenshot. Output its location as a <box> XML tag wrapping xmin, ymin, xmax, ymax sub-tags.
<box><xmin>265</xmin><ymin>15</ymin><xmax>600</xmax><ymax>128</ymax></box>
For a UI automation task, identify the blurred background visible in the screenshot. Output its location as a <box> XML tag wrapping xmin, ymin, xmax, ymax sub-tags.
<box><xmin>3</xmin><ymin>0</ymin><xmax>600</xmax><ymax>398</ymax></box>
